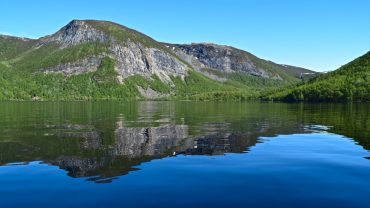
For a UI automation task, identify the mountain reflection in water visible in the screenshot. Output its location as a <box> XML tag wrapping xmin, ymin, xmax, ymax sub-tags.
<box><xmin>0</xmin><ymin>101</ymin><xmax>369</xmax><ymax>184</ymax></box>
<box><xmin>22</xmin><ymin>123</ymin><xmax>263</xmax><ymax>183</ymax></box>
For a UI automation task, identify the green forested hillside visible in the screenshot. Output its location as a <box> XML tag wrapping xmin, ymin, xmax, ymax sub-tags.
<box><xmin>266</xmin><ymin>52</ymin><xmax>370</xmax><ymax>102</ymax></box>
<box><xmin>0</xmin><ymin>35</ymin><xmax>36</xmax><ymax>61</ymax></box>
<box><xmin>0</xmin><ymin>20</ymin><xmax>307</xmax><ymax>101</ymax></box>
<box><xmin>0</xmin><ymin>58</ymin><xmax>286</xmax><ymax>101</ymax></box>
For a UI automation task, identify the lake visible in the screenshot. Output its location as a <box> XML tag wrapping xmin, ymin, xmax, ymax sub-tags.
<box><xmin>0</xmin><ymin>101</ymin><xmax>370</xmax><ymax>208</ymax></box>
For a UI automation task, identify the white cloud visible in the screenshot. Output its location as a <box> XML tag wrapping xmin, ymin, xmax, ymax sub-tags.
<box><xmin>0</xmin><ymin>32</ymin><xmax>13</xmax><ymax>36</ymax></box>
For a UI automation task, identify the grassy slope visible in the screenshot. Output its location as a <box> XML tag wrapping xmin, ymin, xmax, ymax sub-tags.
<box><xmin>86</xmin><ymin>20</ymin><xmax>164</xmax><ymax>49</ymax></box>
<box><xmin>10</xmin><ymin>42</ymin><xmax>109</xmax><ymax>72</ymax></box>
<box><xmin>0</xmin><ymin>36</ymin><xmax>36</xmax><ymax>62</ymax></box>
<box><xmin>266</xmin><ymin>52</ymin><xmax>370</xmax><ymax>102</ymax></box>
<box><xmin>199</xmin><ymin>68</ymin><xmax>294</xmax><ymax>91</ymax></box>
<box><xmin>172</xmin><ymin>70</ymin><xmax>253</xmax><ymax>100</ymax></box>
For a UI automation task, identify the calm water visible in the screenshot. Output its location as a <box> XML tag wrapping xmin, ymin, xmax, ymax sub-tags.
<box><xmin>0</xmin><ymin>101</ymin><xmax>370</xmax><ymax>208</ymax></box>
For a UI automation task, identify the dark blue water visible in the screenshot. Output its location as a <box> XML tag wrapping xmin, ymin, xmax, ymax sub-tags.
<box><xmin>0</xmin><ymin>102</ymin><xmax>369</xmax><ymax>208</ymax></box>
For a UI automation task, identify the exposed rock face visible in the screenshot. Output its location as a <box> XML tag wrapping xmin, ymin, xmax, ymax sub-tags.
<box><xmin>110</xmin><ymin>40</ymin><xmax>188</xmax><ymax>81</ymax></box>
<box><xmin>171</xmin><ymin>43</ymin><xmax>271</xmax><ymax>78</ymax></box>
<box><xmin>137</xmin><ymin>86</ymin><xmax>170</xmax><ymax>99</ymax></box>
<box><xmin>43</xmin><ymin>56</ymin><xmax>103</xmax><ymax>75</ymax></box>
<box><xmin>39</xmin><ymin>20</ymin><xmax>109</xmax><ymax>47</ymax></box>
<box><xmin>38</xmin><ymin>20</ymin><xmax>188</xmax><ymax>82</ymax></box>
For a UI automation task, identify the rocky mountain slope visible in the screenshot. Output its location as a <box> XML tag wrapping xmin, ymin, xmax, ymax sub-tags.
<box><xmin>169</xmin><ymin>43</ymin><xmax>311</xmax><ymax>81</ymax></box>
<box><xmin>0</xmin><ymin>19</ymin><xmax>316</xmax><ymax>100</ymax></box>
<box><xmin>11</xmin><ymin>20</ymin><xmax>189</xmax><ymax>81</ymax></box>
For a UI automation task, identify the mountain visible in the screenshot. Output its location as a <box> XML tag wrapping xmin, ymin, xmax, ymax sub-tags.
<box><xmin>0</xmin><ymin>19</ymin><xmax>315</xmax><ymax>101</ymax></box>
<box><xmin>266</xmin><ymin>52</ymin><xmax>370</xmax><ymax>102</ymax></box>
<box><xmin>169</xmin><ymin>43</ymin><xmax>312</xmax><ymax>80</ymax></box>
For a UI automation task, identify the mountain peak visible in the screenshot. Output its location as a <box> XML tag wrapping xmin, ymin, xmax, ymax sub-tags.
<box><xmin>39</xmin><ymin>19</ymin><xmax>109</xmax><ymax>47</ymax></box>
<box><xmin>67</xmin><ymin>19</ymin><xmax>116</xmax><ymax>27</ymax></box>
<box><xmin>67</xmin><ymin>19</ymin><xmax>85</xmax><ymax>25</ymax></box>
<box><xmin>38</xmin><ymin>19</ymin><xmax>154</xmax><ymax>48</ymax></box>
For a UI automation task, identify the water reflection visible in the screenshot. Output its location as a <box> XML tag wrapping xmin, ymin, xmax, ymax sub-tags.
<box><xmin>41</xmin><ymin>123</ymin><xmax>262</xmax><ymax>183</ymax></box>
<box><xmin>0</xmin><ymin>101</ymin><xmax>369</xmax><ymax>183</ymax></box>
<box><xmin>178</xmin><ymin>133</ymin><xmax>258</xmax><ymax>155</ymax></box>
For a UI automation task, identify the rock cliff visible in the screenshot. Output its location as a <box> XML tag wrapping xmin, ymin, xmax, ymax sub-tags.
<box><xmin>38</xmin><ymin>20</ymin><xmax>188</xmax><ymax>82</ymax></box>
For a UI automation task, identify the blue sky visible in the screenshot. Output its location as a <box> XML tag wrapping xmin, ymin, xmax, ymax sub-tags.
<box><xmin>1</xmin><ymin>0</ymin><xmax>369</xmax><ymax>72</ymax></box>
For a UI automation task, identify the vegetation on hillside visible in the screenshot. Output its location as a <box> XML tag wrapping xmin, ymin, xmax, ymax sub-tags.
<box><xmin>10</xmin><ymin>42</ymin><xmax>108</xmax><ymax>72</ymax></box>
<box><xmin>9</xmin><ymin>19</ymin><xmax>367</xmax><ymax>102</ymax></box>
<box><xmin>265</xmin><ymin>52</ymin><xmax>370</xmax><ymax>102</ymax></box>
<box><xmin>0</xmin><ymin>36</ymin><xmax>35</xmax><ymax>61</ymax></box>
<box><xmin>199</xmin><ymin>68</ymin><xmax>295</xmax><ymax>92</ymax></box>
<box><xmin>1</xmin><ymin>57</ymin><xmax>293</xmax><ymax>101</ymax></box>
<box><xmin>87</xmin><ymin>20</ymin><xmax>163</xmax><ymax>49</ymax></box>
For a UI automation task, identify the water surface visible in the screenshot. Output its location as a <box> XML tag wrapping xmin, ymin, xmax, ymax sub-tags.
<box><xmin>0</xmin><ymin>101</ymin><xmax>370</xmax><ymax>208</ymax></box>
